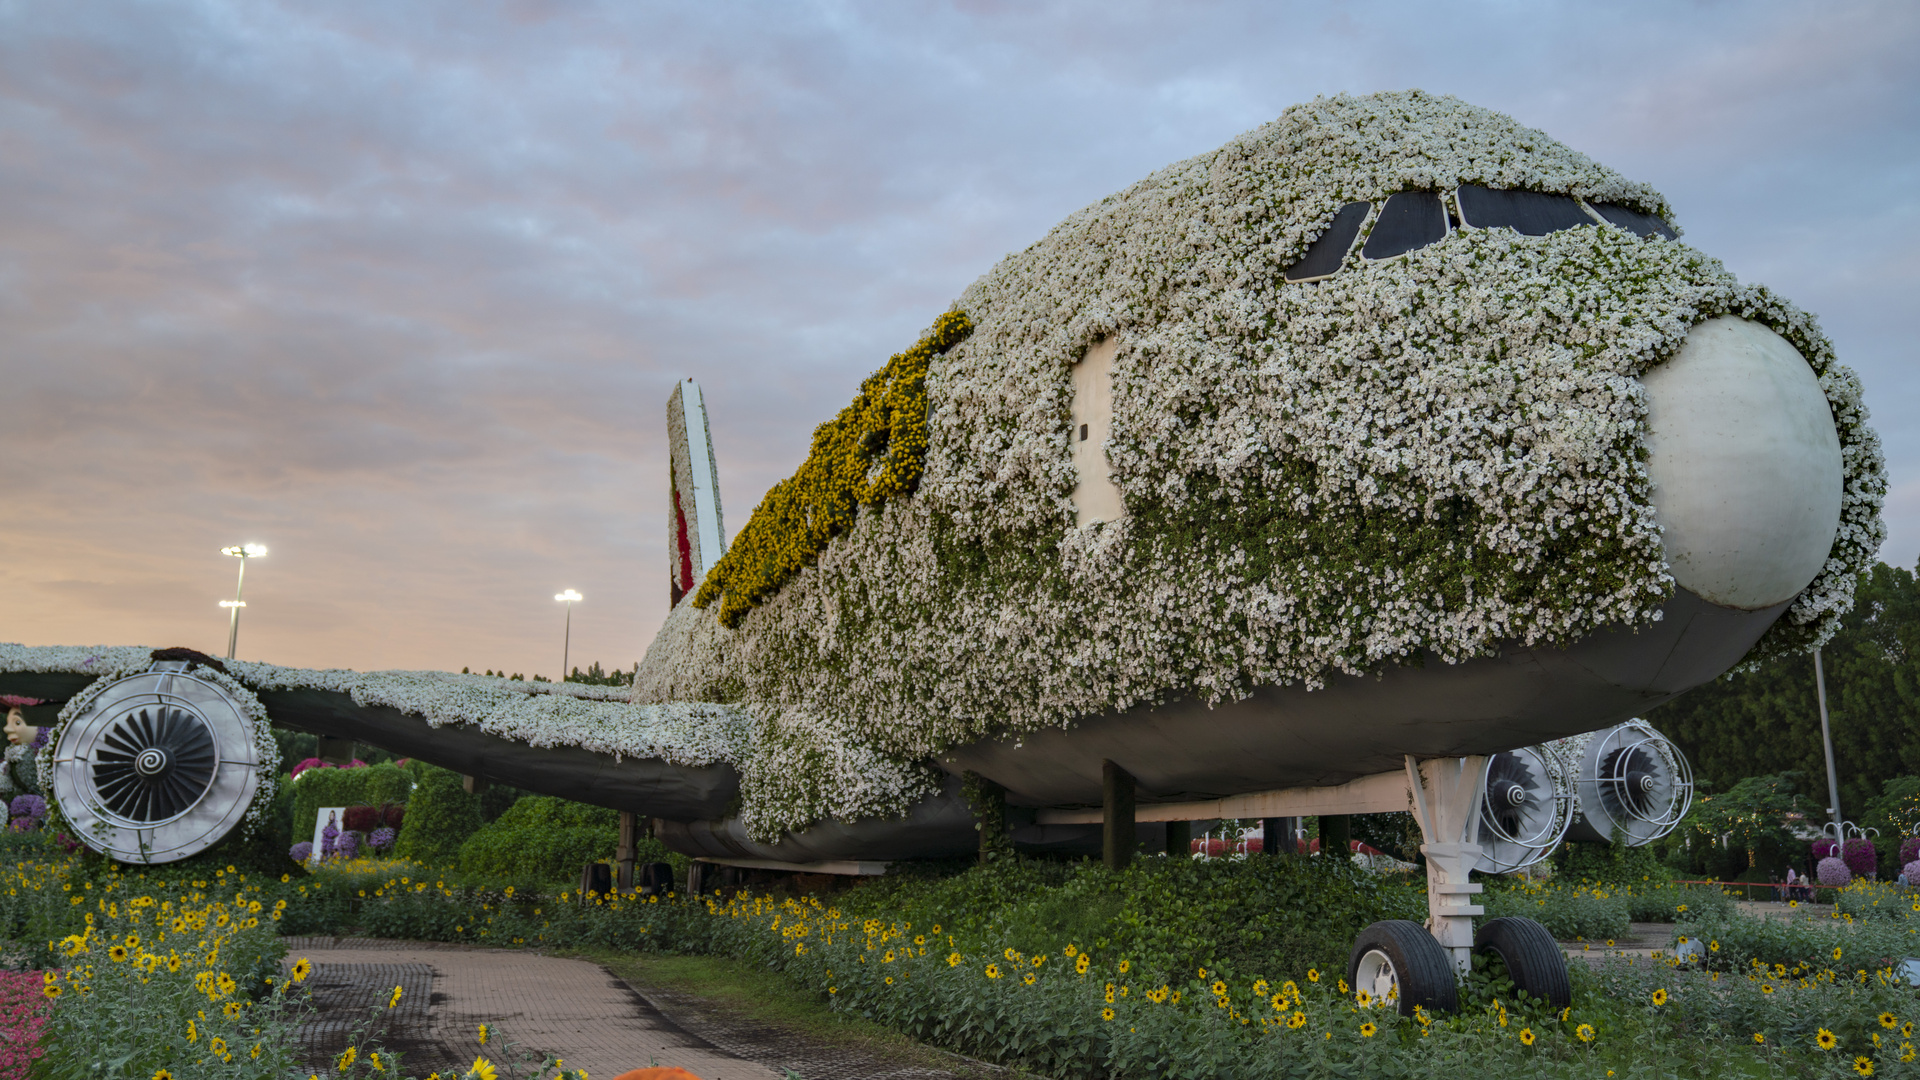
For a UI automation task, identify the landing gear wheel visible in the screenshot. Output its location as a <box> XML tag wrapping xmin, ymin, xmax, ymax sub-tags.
<box><xmin>1348</xmin><ymin>919</ymin><xmax>1458</xmax><ymax>1016</ymax></box>
<box><xmin>1473</xmin><ymin>916</ymin><xmax>1571</xmax><ymax>1008</ymax></box>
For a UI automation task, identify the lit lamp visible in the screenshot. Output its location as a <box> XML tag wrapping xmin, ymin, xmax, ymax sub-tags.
<box><xmin>219</xmin><ymin>544</ymin><xmax>267</xmax><ymax>660</ymax></box>
<box><xmin>555</xmin><ymin>589</ymin><xmax>582</xmax><ymax>680</ymax></box>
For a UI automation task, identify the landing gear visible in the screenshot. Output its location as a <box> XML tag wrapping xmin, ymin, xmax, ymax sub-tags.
<box><xmin>1345</xmin><ymin>755</ymin><xmax>1573</xmax><ymax>1013</ymax></box>
<box><xmin>1474</xmin><ymin>917</ymin><xmax>1571</xmax><ymax>1007</ymax></box>
<box><xmin>1349</xmin><ymin>920</ymin><xmax>1458</xmax><ymax>1016</ymax></box>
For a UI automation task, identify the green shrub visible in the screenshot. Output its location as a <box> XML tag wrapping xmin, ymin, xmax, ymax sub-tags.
<box><xmin>456</xmin><ymin>795</ymin><xmax>623</xmax><ymax>885</ymax></box>
<box><xmin>391</xmin><ymin>764</ymin><xmax>482</xmax><ymax>865</ymax></box>
<box><xmin>286</xmin><ymin>761</ymin><xmax>414</xmax><ymax>853</ymax></box>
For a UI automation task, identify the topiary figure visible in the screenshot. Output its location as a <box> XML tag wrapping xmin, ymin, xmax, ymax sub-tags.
<box><xmin>391</xmin><ymin>764</ymin><xmax>483</xmax><ymax>867</ymax></box>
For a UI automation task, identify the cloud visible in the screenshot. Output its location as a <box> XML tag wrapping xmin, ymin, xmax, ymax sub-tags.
<box><xmin>2</xmin><ymin>0</ymin><xmax>1916</xmax><ymax>676</ymax></box>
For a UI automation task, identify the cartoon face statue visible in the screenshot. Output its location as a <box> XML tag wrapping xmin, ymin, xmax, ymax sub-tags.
<box><xmin>4</xmin><ymin>708</ymin><xmax>38</xmax><ymax>748</ymax></box>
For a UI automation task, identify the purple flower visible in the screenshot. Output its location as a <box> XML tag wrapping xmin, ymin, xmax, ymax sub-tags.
<box><xmin>368</xmin><ymin>827</ymin><xmax>396</xmax><ymax>851</ymax></box>
<box><xmin>320</xmin><ymin>822</ymin><xmax>339</xmax><ymax>858</ymax></box>
<box><xmin>1812</xmin><ymin>839</ymin><xmax>1839</xmax><ymax>860</ymax></box>
<box><xmin>8</xmin><ymin>795</ymin><xmax>45</xmax><ymax>822</ymax></box>
<box><xmin>8</xmin><ymin>817</ymin><xmax>34</xmax><ymax>833</ymax></box>
<box><xmin>289</xmin><ymin>841</ymin><xmax>314</xmax><ymax>862</ymax></box>
<box><xmin>1900</xmin><ymin>837</ymin><xmax>1920</xmax><ymax>867</ymax></box>
<box><xmin>333</xmin><ymin>831</ymin><xmax>359</xmax><ymax>860</ymax></box>
<box><xmin>1817</xmin><ymin>856</ymin><xmax>1852</xmax><ymax>887</ymax></box>
<box><xmin>1842</xmin><ymin>838</ymin><xmax>1878</xmax><ymax>880</ymax></box>
<box><xmin>27</xmin><ymin>727</ymin><xmax>48</xmax><ymax>752</ymax></box>
<box><xmin>1904</xmin><ymin>859</ymin><xmax>1920</xmax><ymax>885</ymax></box>
<box><xmin>290</xmin><ymin>757</ymin><xmax>332</xmax><ymax>778</ymax></box>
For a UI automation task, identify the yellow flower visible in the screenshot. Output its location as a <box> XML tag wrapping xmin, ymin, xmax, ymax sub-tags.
<box><xmin>1819</xmin><ymin>1029</ymin><xmax>1839</xmax><ymax>1050</ymax></box>
<box><xmin>1118</xmin><ymin>960</ymin><xmax>1130</xmax><ymax>975</ymax></box>
<box><xmin>390</xmin><ymin>984</ymin><xmax>404</xmax><ymax>1008</ymax></box>
<box><xmin>1882</xmin><ymin>1013</ymin><xmax>1899</xmax><ymax>1030</ymax></box>
<box><xmin>467</xmin><ymin>1057</ymin><xmax>498</xmax><ymax>1080</ymax></box>
<box><xmin>1032</xmin><ymin>955</ymin><xmax>1046</xmax><ymax>967</ymax></box>
<box><xmin>153</xmin><ymin>1072</ymin><xmax>173</xmax><ymax>1080</ymax></box>
<box><xmin>1520</xmin><ymin>1028</ymin><xmax>1535</xmax><ymax>1046</ymax></box>
<box><xmin>1288</xmin><ymin>1011</ymin><xmax>1307</xmax><ymax>1029</ymax></box>
<box><xmin>1307</xmin><ymin>969</ymin><xmax>1319</xmax><ymax>983</ymax></box>
<box><xmin>1576</xmin><ymin>1024</ymin><xmax>1595</xmax><ymax>1043</ymax></box>
<box><xmin>1102</xmin><ymin>1007</ymin><xmax>1115</xmax><ymax>1021</ymax></box>
<box><xmin>337</xmin><ymin>1046</ymin><xmax>358</xmax><ymax>1069</ymax></box>
<box><xmin>1753</xmin><ymin>1033</ymin><xmax>1765</xmax><ymax>1044</ymax></box>
<box><xmin>1064</xmin><ymin>944</ymin><xmax>1078</xmax><ymax>957</ymax></box>
<box><xmin>108</xmin><ymin>944</ymin><xmax>129</xmax><ymax>962</ymax></box>
<box><xmin>947</xmin><ymin>952</ymin><xmax>962</xmax><ymax>967</ymax></box>
<box><xmin>1023</xmin><ymin>973</ymin><xmax>1036</xmax><ymax>986</ymax></box>
<box><xmin>1360</xmin><ymin>1022</ymin><xmax>1377</xmax><ymax>1037</ymax></box>
<box><xmin>1356</xmin><ymin>989</ymin><xmax>1373</xmax><ymax>1008</ymax></box>
<box><xmin>985</xmin><ymin>964</ymin><xmax>1001</xmax><ymax>979</ymax></box>
<box><xmin>1835</xmin><ymin>947</ymin><xmax>1846</xmax><ymax>961</ymax></box>
<box><xmin>1676</xmin><ymin>904</ymin><xmax>1687</xmax><ymax>912</ymax></box>
<box><xmin>1075</xmin><ymin>954</ymin><xmax>1091</xmax><ymax>975</ymax></box>
<box><xmin>1650</xmin><ymin>988</ymin><xmax>1668</xmax><ymax>1007</ymax></box>
<box><xmin>211</xmin><ymin>1037</ymin><xmax>228</xmax><ymax>1055</ymax></box>
<box><xmin>1854</xmin><ymin>1056</ymin><xmax>1874</xmax><ymax>1076</ymax></box>
<box><xmin>187</xmin><ymin>1020</ymin><xmax>198</xmax><ymax>1043</ymax></box>
<box><xmin>223</xmin><ymin>1002</ymin><xmax>242</xmax><ymax>1019</ymax></box>
<box><xmin>42</xmin><ymin>984</ymin><xmax>61</xmax><ymax>1000</ymax></box>
<box><xmin>1004</xmin><ymin>948</ymin><xmax>1018</xmax><ymax>961</ymax></box>
<box><xmin>478</xmin><ymin>1023</ymin><xmax>489</xmax><ymax>1044</ymax></box>
<box><xmin>1170</xmin><ymin>990</ymin><xmax>1182</xmax><ymax>1005</ymax></box>
<box><xmin>1762</xmin><ymin>984</ymin><xmax>1775</xmax><ymax>994</ymax></box>
<box><xmin>1211</xmin><ymin>980</ymin><xmax>1228</xmax><ymax>996</ymax></box>
<box><xmin>291</xmin><ymin>958</ymin><xmax>312</xmax><ymax>982</ymax></box>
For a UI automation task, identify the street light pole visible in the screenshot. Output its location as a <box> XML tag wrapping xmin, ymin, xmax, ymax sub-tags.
<box><xmin>220</xmin><ymin>544</ymin><xmax>268</xmax><ymax>660</ymax></box>
<box><xmin>1814</xmin><ymin>646</ymin><xmax>1843</xmax><ymax>835</ymax></box>
<box><xmin>555</xmin><ymin>590</ymin><xmax>582</xmax><ymax>681</ymax></box>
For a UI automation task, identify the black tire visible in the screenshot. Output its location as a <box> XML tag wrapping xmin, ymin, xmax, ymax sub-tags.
<box><xmin>1474</xmin><ymin>917</ymin><xmax>1571</xmax><ymax>1008</ymax></box>
<box><xmin>638</xmin><ymin>861</ymin><xmax>675</xmax><ymax>896</ymax></box>
<box><xmin>1348</xmin><ymin>919</ymin><xmax>1458</xmax><ymax>1016</ymax></box>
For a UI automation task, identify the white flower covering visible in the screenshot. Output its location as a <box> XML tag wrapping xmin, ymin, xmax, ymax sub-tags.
<box><xmin>0</xmin><ymin>643</ymin><xmax>746</xmax><ymax>773</ymax></box>
<box><xmin>638</xmin><ymin>90</ymin><xmax>1884</xmax><ymax>839</ymax></box>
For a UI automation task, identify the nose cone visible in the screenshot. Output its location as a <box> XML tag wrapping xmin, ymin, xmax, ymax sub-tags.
<box><xmin>1641</xmin><ymin>316</ymin><xmax>1844</xmax><ymax>610</ymax></box>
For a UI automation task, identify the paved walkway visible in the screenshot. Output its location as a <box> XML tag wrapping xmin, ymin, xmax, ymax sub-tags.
<box><xmin>283</xmin><ymin>938</ymin><xmax>785</xmax><ymax>1080</ymax></box>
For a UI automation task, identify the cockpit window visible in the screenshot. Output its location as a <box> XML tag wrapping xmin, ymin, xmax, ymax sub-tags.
<box><xmin>1361</xmin><ymin>190</ymin><xmax>1448</xmax><ymax>261</ymax></box>
<box><xmin>1457</xmin><ymin>184</ymin><xmax>1593</xmax><ymax>236</ymax></box>
<box><xmin>1283</xmin><ymin>201</ymin><xmax>1370</xmax><ymax>282</ymax></box>
<box><xmin>1588</xmin><ymin>202</ymin><xmax>1678</xmax><ymax>240</ymax></box>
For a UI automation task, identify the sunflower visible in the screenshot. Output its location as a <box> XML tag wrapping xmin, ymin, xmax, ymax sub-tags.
<box><xmin>1576</xmin><ymin>1024</ymin><xmax>1595</xmax><ymax>1043</ymax></box>
<box><xmin>467</xmin><ymin>1058</ymin><xmax>498</xmax><ymax>1080</ymax></box>
<box><xmin>223</xmin><ymin>1002</ymin><xmax>242</xmax><ymax>1019</ymax></box>
<box><xmin>1064</xmin><ymin>944</ymin><xmax>1078</xmax><ymax>957</ymax></box>
<box><xmin>985</xmin><ymin>964</ymin><xmax>1001</xmax><ymax>979</ymax></box>
<box><xmin>152</xmin><ymin>1072</ymin><xmax>173</xmax><ymax>1080</ymax></box>
<box><xmin>1819</xmin><ymin>1029</ymin><xmax>1839</xmax><ymax>1050</ymax></box>
<box><xmin>210</xmin><ymin>1038</ymin><xmax>228</xmax><ymax>1056</ymax></box>
<box><xmin>1211</xmin><ymin>980</ymin><xmax>1228</xmax><ymax>997</ymax></box>
<box><xmin>108</xmin><ymin>945</ymin><xmax>129</xmax><ymax>963</ymax></box>
<box><xmin>1101</xmin><ymin>1007</ymin><xmax>1116</xmax><ymax>1021</ymax></box>
<box><xmin>1023</xmin><ymin>973</ymin><xmax>1036</xmax><ymax>986</ymax></box>
<box><xmin>1882</xmin><ymin>1014</ymin><xmax>1899</xmax><ymax>1030</ymax></box>
<box><xmin>391</xmin><ymin>985</ymin><xmax>404</xmax><ymax>1008</ymax></box>
<box><xmin>1289</xmin><ymin>1011</ymin><xmax>1307</xmax><ymax>1029</ymax></box>
<box><xmin>1753</xmin><ymin>1033</ymin><xmax>1765</xmax><ymax>1044</ymax></box>
<box><xmin>1360</xmin><ymin>1022</ymin><xmax>1377</xmax><ymax>1037</ymax></box>
<box><xmin>1075</xmin><ymin>954</ymin><xmax>1091</xmax><ymax>975</ymax></box>
<box><xmin>1356</xmin><ymin>989</ymin><xmax>1373</xmax><ymax>1008</ymax></box>
<box><xmin>947</xmin><ymin>952</ymin><xmax>962</xmax><ymax>967</ymax></box>
<box><xmin>1004</xmin><ymin>948</ymin><xmax>1019</xmax><ymax>962</ymax></box>
<box><xmin>1118</xmin><ymin>960</ymin><xmax>1131</xmax><ymax>975</ymax></box>
<box><xmin>1853</xmin><ymin>1057</ymin><xmax>1874</xmax><ymax>1076</ymax></box>
<box><xmin>1170</xmin><ymin>990</ymin><xmax>1182</xmax><ymax>1004</ymax></box>
<box><xmin>1519</xmin><ymin>1028</ymin><xmax>1535</xmax><ymax>1046</ymax></box>
<box><xmin>1271</xmin><ymin>993</ymin><xmax>1285</xmax><ymax>1010</ymax></box>
<box><xmin>1835</xmin><ymin>947</ymin><xmax>1846</xmax><ymax>962</ymax></box>
<box><xmin>1762</xmin><ymin>984</ymin><xmax>1775</xmax><ymax>994</ymax></box>
<box><xmin>291</xmin><ymin>958</ymin><xmax>312</xmax><ymax>982</ymax></box>
<box><xmin>1651</xmin><ymin>988</ymin><xmax>1668</xmax><ymax>1007</ymax></box>
<box><xmin>1307</xmin><ymin>969</ymin><xmax>1320</xmax><ymax>983</ymax></box>
<box><xmin>337</xmin><ymin>1046</ymin><xmax>358</xmax><ymax>1069</ymax></box>
<box><xmin>41</xmin><ymin>984</ymin><xmax>60</xmax><ymax>1000</ymax></box>
<box><xmin>478</xmin><ymin>1023</ymin><xmax>489</xmax><ymax>1044</ymax></box>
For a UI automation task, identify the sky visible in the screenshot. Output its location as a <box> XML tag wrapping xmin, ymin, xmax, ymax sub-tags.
<box><xmin>1</xmin><ymin>0</ymin><xmax>1915</xmax><ymax>679</ymax></box>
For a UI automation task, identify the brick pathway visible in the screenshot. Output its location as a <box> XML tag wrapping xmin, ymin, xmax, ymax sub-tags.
<box><xmin>283</xmin><ymin>938</ymin><xmax>784</xmax><ymax>1080</ymax></box>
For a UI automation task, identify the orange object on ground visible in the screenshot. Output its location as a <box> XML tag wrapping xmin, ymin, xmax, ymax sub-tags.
<box><xmin>610</xmin><ymin>1070</ymin><xmax>703</xmax><ymax>1080</ymax></box>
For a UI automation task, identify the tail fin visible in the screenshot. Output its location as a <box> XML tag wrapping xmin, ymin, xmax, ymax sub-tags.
<box><xmin>668</xmin><ymin>378</ymin><xmax>727</xmax><ymax>606</ymax></box>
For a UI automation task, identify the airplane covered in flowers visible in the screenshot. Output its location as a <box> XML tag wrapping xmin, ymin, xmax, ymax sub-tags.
<box><xmin>1</xmin><ymin>90</ymin><xmax>1880</xmax><ymax>1014</ymax></box>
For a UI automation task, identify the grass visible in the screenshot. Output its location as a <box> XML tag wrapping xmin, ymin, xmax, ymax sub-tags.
<box><xmin>579</xmin><ymin>948</ymin><xmax>1017</xmax><ymax>1079</ymax></box>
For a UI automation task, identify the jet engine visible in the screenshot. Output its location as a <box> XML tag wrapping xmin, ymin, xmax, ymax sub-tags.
<box><xmin>1474</xmin><ymin>745</ymin><xmax>1575</xmax><ymax>872</ymax></box>
<box><xmin>1564</xmin><ymin>720</ymin><xmax>1694</xmax><ymax>846</ymax></box>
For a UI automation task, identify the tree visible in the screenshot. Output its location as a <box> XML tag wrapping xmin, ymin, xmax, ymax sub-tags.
<box><xmin>1649</xmin><ymin>561</ymin><xmax>1920</xmax><ymax>818</ymax></box>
